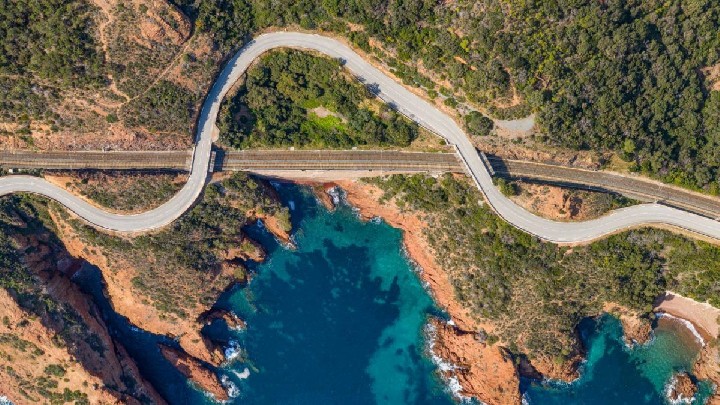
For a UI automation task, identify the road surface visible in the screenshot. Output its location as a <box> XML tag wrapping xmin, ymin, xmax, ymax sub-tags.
<box><xmin>0</xmin><ymin>32</ymin><xmax>719</xmax><ymax>242</ymax></box>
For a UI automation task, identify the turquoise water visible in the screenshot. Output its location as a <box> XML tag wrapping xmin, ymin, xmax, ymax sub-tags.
<box><xmin>215</xmin><ymin>184</ymin><xmax>454</xmax><ymax>404</ymax></box>
<box><xmin>72</xmin><ymin>183</ymin><xmax>715</xmax><ymax>405</ymax></box>
<box><xmin>522</xmin><ymin>315</ymin><xmax>714</xmax><ymax>404</ymax></box>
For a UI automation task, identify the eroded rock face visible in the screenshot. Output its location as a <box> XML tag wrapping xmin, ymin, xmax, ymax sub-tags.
<box><xmin>198</xmin><ymin>308</ymin><xmax>247</xmax><ymax>331</ymax></box>
<box><xmin>0</xmin><ymin>210</ymin><xmax>164</xmax><ymax>404</ymax></box>
<box><xmin>159</xmin><ymin>344</ymin><xmax>228</xmax><ymax>402</ymax></box>
<box><xmin>668</xmin><ymin>372</ymin><xmax>698</xmax><ymax>403</ymax></box>
<box><xmin>694</xmin><ymin>344</ymin><xmax>720</xmax><ymax>405</ymax></box>
<box><xmin>605</xmin><ymin>303</ymin><xmax>652</xmax><ymax>346</ymax></box>
<box><xmin>429</xmin><ymin>319</ymin><xmax>521</xmax><ymax>404</ymax></box>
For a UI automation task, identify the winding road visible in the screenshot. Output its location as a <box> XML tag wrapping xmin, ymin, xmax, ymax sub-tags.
<box><xmin>2</xmin><ymin>32</ymin><xmax>719</xmax><ymax>242</ymax></box>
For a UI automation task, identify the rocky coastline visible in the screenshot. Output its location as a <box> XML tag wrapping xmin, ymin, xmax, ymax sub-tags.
<box><xmin>3</xmin><ymin>177</ymin><xmax>717</xmax><ymax>404</ymax></box>
<box><xmin>320</xmin><ymin>179</ymin><xmax>720</xmax><ymax>404</ymax></box>
<box><xmin>33</xmin><ymin>174</ymin><xmax>293</xmax><ymax>401</ymax></box>
<box><xmin>327</xmin><ymin>180</ymin><xmax>522</xmax><ymax>403</ymax></box>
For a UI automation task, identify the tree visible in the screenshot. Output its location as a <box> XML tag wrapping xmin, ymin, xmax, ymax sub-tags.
<box><xmin>464</xmin><ymin>111</ymin><xmax>494</xmax><ymax>137</ymax></box>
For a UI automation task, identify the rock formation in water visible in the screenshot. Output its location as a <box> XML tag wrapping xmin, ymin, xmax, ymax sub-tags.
<box><xmin>159</xmin><ymin>344</ymin><xmax>229</xmax><ymax>401</ymax></box>
<box><xmin>667</xmin><ymin>372</ymin><xmax>698</xmax><ymax>403</ymax></box>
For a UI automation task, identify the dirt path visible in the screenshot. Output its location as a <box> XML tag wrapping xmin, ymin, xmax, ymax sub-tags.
<box><xmin>91</xmin><ymin>0</ymin><xmax>131</xmax><ymax>103</ymax></box>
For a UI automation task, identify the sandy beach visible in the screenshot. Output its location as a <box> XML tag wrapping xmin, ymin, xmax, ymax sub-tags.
<box><xmin>654</xmin><ymin>291</ymin><xmax>720</xmax><ymax>341</ymax></box>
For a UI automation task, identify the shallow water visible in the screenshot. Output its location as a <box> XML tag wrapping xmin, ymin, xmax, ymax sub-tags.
<box><xmin>522</xmin><ymin>315</ymin><xmax>714</xmax><ymax>404</ymax></box>
<box><xmin>214</xmin><ymin>184</ymin><xmax>454</xmax><ymax>404</ymax></box>
<box><xmin>72</xmin><ymin>183</ymin><xmax>715</xmax><ymax>405</ymax></box>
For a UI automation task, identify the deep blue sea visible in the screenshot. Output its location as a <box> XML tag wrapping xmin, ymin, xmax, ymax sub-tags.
<box><xmin>73</xmin><ymin>183</ymin><xmax>713</xmax><ymax>405</ymax></box>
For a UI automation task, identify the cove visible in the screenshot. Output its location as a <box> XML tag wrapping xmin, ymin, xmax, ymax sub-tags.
<box><xmin>522</xmin><ymin>314</ymin><xmax>714</xmax><ymax>404</ymax></box>
<box><xmin>71</xmin><ymin>182</ymin><xmax>717</xmax><ymax>405</ymax></box>
<box><xmin>212</xmin><ymin>183</ymin><xmax>455</xmax><ymax>404</ymax></box>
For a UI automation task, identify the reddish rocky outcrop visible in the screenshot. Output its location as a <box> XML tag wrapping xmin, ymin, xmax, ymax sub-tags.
<box><xmin>668</xmin><ymin>372</ymin><xmax>698</xmax><ymax>403</ymax></box>
<box><xmin>430</xmin><ymin>319</ymin><xmax>521</xmax><ymax>403</ymax></box>
<box><xmin>694</xmin><ymin>345</ymin><xmax>720</xmax><ymax>404</ymax></box>
<box><xmin>605</xmin><ymin>303</ymin><xmax>652</xmax><ymax>345</ymax></box>
<box><xmin>159</xmin><ymin>344</ymin><xmax>228</xmax><ymax>401</ymax></box>
<box><xmin>220</xmin><ymin>234</ymin><xmax>267</xmax><ymax>263</ymax></box>
<box><xmin>1</xmin><ymin>214</ymin><xmax>164</xmax><ymax>404</ymax></box>
<box><xmin>198</xmin><ymin>308</ymin><xmax>247</xmax><ymax>330</ymax></box>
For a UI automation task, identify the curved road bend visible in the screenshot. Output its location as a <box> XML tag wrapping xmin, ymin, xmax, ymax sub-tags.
<box><xmin>0</xmin><ymin>32</ymin><xmax>719</xmax><ymax>242</ymax></box>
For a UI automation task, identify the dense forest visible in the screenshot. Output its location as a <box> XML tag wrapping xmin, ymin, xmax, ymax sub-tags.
<box><xmin>0</xmin><ymin>0</ymin><xmax>103</xmax><ymax>124</ymax></box>
<box><xmin>369</xmin><ymin>173</ymin><xmax>720</xmax><ymax>360</ymax></box>
<box><xmin>218</xmin><ymin>50</ymin><xmax>418</xmax><ymax>148</ymax></box>
<box><xmin>0</xmin><ymin>0</ymin><xmax>104</xmax><ymax>84</ymax></box>
<box><xmin>3</xmin><ymin>0</ymin><xmax>719</xmax><ymax>190</ymax></box>
<box><xmin>172</xmin><ymin>0</ymin><xmax>720</xmax><ymax>192</ymax></box>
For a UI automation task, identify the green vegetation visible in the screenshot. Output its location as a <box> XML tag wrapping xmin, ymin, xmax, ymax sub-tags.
<box><xmin>464</xmin><ymin>111</ymin><xmax>494</xmax><ymax>138</ymax></box>
<box><xmin>219</xmin><ymin>50</ymin><xmax>418</xmax><ymax>148</ymax></box>
<box><xmin>68</xmin><ymin>173</ymin><xmax>288</xmax><ymax>319</ymax></box>
<box><xmin>2</xmin><ymin>0</ymin><xmax>719</xmax><ymax>191</ymax></box>
<box><xmin>0</xmin><ymin>0</ymin><xmax>102</xmax><ymax>124</ymax></box>
<box><xmin>177</xmin><ymin>0</ymin><xmax>720</xmax><ymax>191</ymax></box>
<box><xmin>59</xmin><ymin>171</ymin><xmax>184</xmax><ymax>213</ymax></box>
<box><xmin>493</xmin><ymin>178</ymin><xmax>518</xmax><ymax>197</ymax></box>
<box><xmin>44</xmin><ymin>364</ymin><xmax>66</xmax><ymax>377</ymax></box>
<box><xmin>0</xmin><ymin>0</ymin><xmax>104</xmax><ymax>85</ymax></box>
<box><xmin>4</xmin><ymin>0</ymin><xmax>718</xmax><ymax>191</ymax></box>
<box><xmin>193</xmin><ymin>0</ymin><xmax>254</xmax><ymax>48</ymax></box>
<box><xmin>121</xmin><ymin>80</ymin><xmax>195</xmax><ymax>134</ymax></box>
<box><xmin>369</xmin><ymin>174</ymin><xmax>720</xmax><ymax>361</ymax></box>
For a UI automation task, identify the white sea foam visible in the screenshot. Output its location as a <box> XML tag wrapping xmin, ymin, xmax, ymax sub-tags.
<box><xmin>656</xmin><ymin>313</ymin><xmax>706</xmax><ymax>346</ymax></box>
<box><xmin>220</xmin><ymin>375</ymin><xmax>241</xmax><ymax>399</ymax></box>
<box><xmin>233</xmin><ymin>368</ymin><xmax>251</xmax><ymax>379</ymax></box>
<box><xmin>288</xmin><ymin>200</ymin><xmax>295</xmax><ymax>210</ymax></box>
<box><xmin>663</xmin><ymin>374</ymin><xmax>695</xmax><ymax>405</ymax></box>
<box><xmin>327</xmin><ymin>186</ymin><xmax>343</xmax><ymax>205</ymax></box>
<box><xmin>224</xmin><ymin>340</ymin><xmax>243</xmax><ymax>362</ymax></box>
<box><xmin>0</xmin><ymin>396</ymin><xmax>14</xmax><ymax>405</ymax></box>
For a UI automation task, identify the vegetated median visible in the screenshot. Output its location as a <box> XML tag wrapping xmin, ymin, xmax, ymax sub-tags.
<box><xmin>217</xmin><ymin>49</ymin><xmax>420</xmax><ymax>149</ymax></box>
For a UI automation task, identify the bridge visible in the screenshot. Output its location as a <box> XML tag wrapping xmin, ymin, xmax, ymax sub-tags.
<box><xmin>1</xmin><ymin>149</ymin><xmax>718</xmax><ymax>219</ymax></box>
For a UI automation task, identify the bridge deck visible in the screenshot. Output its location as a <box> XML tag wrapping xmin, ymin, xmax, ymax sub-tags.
<box><xmin>1</xmin><ymin>149</ymin><xmax>718</xmax><ymax>219</ymax></box>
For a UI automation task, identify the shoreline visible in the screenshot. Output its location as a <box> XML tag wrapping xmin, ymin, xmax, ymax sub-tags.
<box><xmin>327</xmin><ymin>179</ymin><xmax>521</xmax><ymax>404</ymax></box>
<box><xmin>654</xmin><ymin>291</ymin><xmax>720</xmax><ymax>342</ymax></box>
<box><xmin>309</xmin><ymin>178</ymin><xmax>720</xmax><ymax>404</ymax></box>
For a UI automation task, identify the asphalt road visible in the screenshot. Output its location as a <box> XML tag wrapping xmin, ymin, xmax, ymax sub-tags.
<box><xmin>1</xmin><ymin>32</ymin><xmax>718</xmax><ymax>242</ymax></box>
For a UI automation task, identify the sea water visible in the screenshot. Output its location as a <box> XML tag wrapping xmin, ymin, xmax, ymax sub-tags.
<box><xmin>213</xmin><ymin>184</ymin><xmax>455</xmax><ymax>404</ymax></box>
<box><xmin>522</xmin><ymin>315</ymin><xmax>714</xmax><ymax>404</ymax></box>
<box><xmin>73</xmin><ymin>183</ymin><xmax>714</xmax><ymax>405</ymax></box>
